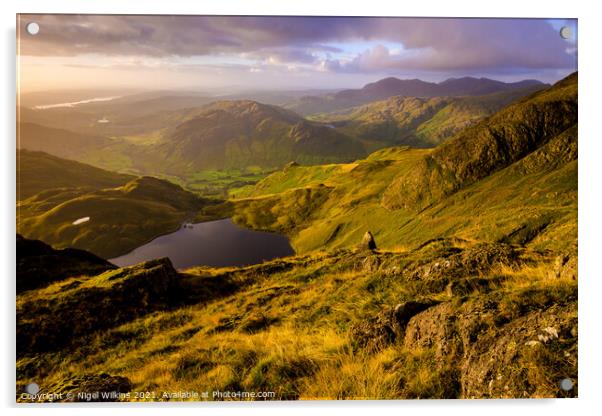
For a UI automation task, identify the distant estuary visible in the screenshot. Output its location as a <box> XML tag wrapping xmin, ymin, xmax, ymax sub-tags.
<box><xmin>109</xmin><ymin>218</ymin><xmax>294</xmax><ymax>269</ymax></box>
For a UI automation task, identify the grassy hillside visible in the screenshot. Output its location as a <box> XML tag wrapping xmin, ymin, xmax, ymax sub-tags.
<box><xmin>17</xmin><ymin>236</ymin><xmax>577</xmax><ymax>400</ymax></box>
<box><xmin>17</xmin><ymin>151</ymin><xmax>208</xmax><ymax>258</ymax></box>
<box><xmin>18</xmin><ymin>122</ymin><xmax>115</xmax><ymax>161</ymax></box>
<box><xmin>224</xmin><ymin>74</ymin><xmax>577</xmax><ymax>256</ymax></box>
<box><xmin>17</xmin><ymin>123</ymin><xmax>144</xmax><ymax>174</ymax></box>
<box><xmin>383</xmin><ymin>73</ymin><xmax>577</xmax><ymax>211</ymax></box>
<box><xmin>151</xmin><ymin>100</ymin><xmax>365</xmax><ymax>174</ymax></box>
<box><xmin>19</xmin><ymin>83</ymin><xmax>543</xmax><ymax>196</ymax></box>
<box><xmin>16</xmin><ymin>74</ymin><xmax>578</xmax><ymax>401</ymax></box>
<box><xmin>18</xmin><ymin>100</ymin><xmax>367</xmax><ymax>194</ymax></box>
<box><xmin>17</xmin><ymin>149</ymin><xmax>134</xmax><ymax>200</ymax></box>
<box><xmin>227</xmin><ymin>144</ymin><xmax>575</xmax><ymax>256</ymax></box>
<box><xmin>308</xmin><ymin>86</ymin><xmax>546</xmax><ymax>149</ymax></box>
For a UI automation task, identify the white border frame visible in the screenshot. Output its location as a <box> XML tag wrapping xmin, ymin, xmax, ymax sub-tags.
<box><xmin>3</xmin><ymin>1</ymin><xmax>599</xmax><ymax>415</ymax></box>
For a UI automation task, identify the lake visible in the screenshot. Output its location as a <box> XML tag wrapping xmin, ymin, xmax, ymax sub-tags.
<box><xmin>33</xmin><ymin>95</ymin><xmax>121</xmax><ymax>110</ymax></box>
<box><xmin>109</xmin><ymin>218</ymin><xmax>295</xmax><ymax>269</ymax></box>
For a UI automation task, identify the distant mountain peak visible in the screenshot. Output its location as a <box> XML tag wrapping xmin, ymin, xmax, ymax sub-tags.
<box><xmin>286</xmin><ymin>76</ymin><xmax>549</xmax><ymax>116</ymax></box>
<box><xmin>439</xmin><ymin>76</ymin><xmax>479</xmax><ymax>83</ymax></box>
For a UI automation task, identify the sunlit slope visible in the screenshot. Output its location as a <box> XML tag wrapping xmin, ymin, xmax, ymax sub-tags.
<box><xmin>226</xmin><ymin>74</ymin><xmax>577</xmax><ymax>254</ymax></box>
<box><xmin>383</xmin><ymin>72</ymin><xmax>577</xmax><ymax>210</ymax></box>
<box><xmin>17</xmin><ymin>151</ymin><xmax>207</xmax><ymax>258</ymax></box>
<box><xmin>17</xmin><ymin>235</ymin><xmax>577</xmax><ymax>400</ymax></box>
<box><xmin>16</xmin><ymin>74</ymin><xmax>578</xmax><ymax>401</ymax></box>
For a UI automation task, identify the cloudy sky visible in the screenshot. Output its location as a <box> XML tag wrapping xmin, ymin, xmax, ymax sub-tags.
<box><xmin>17</xmin><ymin>15</ymin><xmax>578</xmax><ymax>92</ymax></box>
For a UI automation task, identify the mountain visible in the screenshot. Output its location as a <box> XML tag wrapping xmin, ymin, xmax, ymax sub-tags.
<box><xmin>309</xmin><ymin>85</ymin><xmax>545</xmax><ymax>148</ymax></box>
<box><xmin>228</xmin><ymin>73</ymin><xmax>577</xmax><ymax>255</ymax></box>
<box><xmin>18</xmin><ymin>100</ymin><xmax>367</xmax><ymax>194</ymax></box>
<box><xmin>18</xmin><ymin>88</ymin><xmax>338</xmax><ymax>139</ymax></box>
<box><xmin>285</xmin><ymin>76</ymin><xmax>548</xmax><ymax>115</ymax></box>
<box><xmin>151</xmin><ymin>100</ymin><xmax>366</xmax><ymax>174</ymax></box>
<box><xmin>382</xmin><ymin>72</ymin><xmax>577</xmax><ymax>210</ymax></box>
<box><xmin>18</xmin><ymin>122</ymin><xmax>115</xmax><ymax>161</ymax></box>
<box><xmin>17</xmin><ymin>151</ymin><xmax>208</xmax><ymax>258</ymax></box>
<box><xmin>17</xmin><ymin>149</ymin><xmax>134</xmax><ymax>200</ymax></box>
<box><xmin>436</xmin><ymin>77</ymin><xmax>546</xmax><ymax>95</ymax></box>
<box><xmin>16</xmin><ymin>73</ymin><xmax>577</xmax><ymax>401</ymax></box>
<box><xmin>18</xmin><ymin>77</ymin><xmax>546</xmax><ymax>180</ymax></box>
<box><xmin>16</xmin><ymin>75</ymin><xmax>575</xmax><ymax>257</ymax></box>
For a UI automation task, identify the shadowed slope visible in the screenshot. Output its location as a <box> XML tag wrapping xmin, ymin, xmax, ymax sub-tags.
<box><xmin>155</xmin><ymin>100</ymin><xmax>365</xmax><ymax>174</ymax></box>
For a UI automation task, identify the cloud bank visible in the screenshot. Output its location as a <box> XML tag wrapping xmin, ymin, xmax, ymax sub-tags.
<box><xmin>19</xmin><ymin>16</ymin><xmax>576</xmax><ymax>73</ymax></box>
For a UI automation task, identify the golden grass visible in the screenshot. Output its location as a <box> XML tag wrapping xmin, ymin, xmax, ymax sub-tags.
<box><xmin>17</xmin><ymin>236</ymin><xmax>577</xmax><ymax>401</ymax></box>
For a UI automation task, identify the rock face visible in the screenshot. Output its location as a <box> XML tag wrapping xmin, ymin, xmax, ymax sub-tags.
<box><xmin>360</xmin><ymin>254</ymin><xmax>381</xmax><ymax>272</ymax></box>
<box><xmin>360</xmin><ymin>231</ymin><xmax>377</xmax><ymax>251</ymax></box>
<box><xmin>16</xmin><ymin>234</ymin><xmax>114</xmax><ymax>293</ymax></box>
<box><xmin>553</xmin><ymin>247</ymin><xmax>577</xmax><ymax>280</ymax></box>
<box><xmin>284</xmin><ymin>161</ymin><xmax>300</xmax><ymax>170</ymax></box>
<box><xmin>349</xmin><ymin>238</ymin><xmax>577</xmax><ymax>398</ymax></box>
<box><xmin>402</xmin><ymin>300</ymin><xmax>577</xmax><ymax>398</ymax></box>
<box><xmin>352</xmin><ymin>291</ymin><xmax>577</xmax><ymax>398</ymax></box>
<box><xmin>350</xmin><ymin>300</ymin><xmax>439</xmax><ymax>351</ymax></box>
<box><xmin>402</xmin><ymin>243</ymin><xmax>519</xmax><ymax>281</ymax></box>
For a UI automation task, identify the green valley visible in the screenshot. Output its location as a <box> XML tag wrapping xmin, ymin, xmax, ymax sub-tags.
<box><xmin>17</xmin><ymin>78</ymin><xmax>549</xmax><ymax>197</ymax></box>
<box><xmin>222</xmin><ymin>74</ymin><xmax>576</xmax><ymax>257</ymax></box>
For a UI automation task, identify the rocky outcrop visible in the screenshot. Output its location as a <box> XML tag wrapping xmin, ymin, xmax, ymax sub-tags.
<box><xmin>16</xmin><ymin>234</ymin><xmax>114</xmax><ymax>293</ymax></box>
<box><xmin>399</xmin><ymin>293</ymin><xmax>577</xmax><ymax>398</ymax></box>
<box><xmin>350</xmin><ymin>300</ymin><xmax>439</xmax><ymax>351</ymax></box>
<box><xmin>402</xmin><ymin>243</ymin><xmax>519</xmax><ymax>281</ymax></box>
<box><xmin>348</xmin><ymin>237</ymin><xmax>577</xmax><ymax>398</ymax></box>
<box><xmin>17</xmin><ymin>258</ymin><xmax>179</xmax><ymax>354</ymax></box>
<box><xmin>284</xmin><ymin>161</ymin><xmax>300</xmax><ymax>170</ymax></box>
<box><xmin>360</xmin><ymin>231</ymin><xmax>377</xmax><ymax>251</ymax></box>
<box><xmin>553</xmin><ymin>247</ymin><xmax>577</xmax><ymax>280</ymax></box>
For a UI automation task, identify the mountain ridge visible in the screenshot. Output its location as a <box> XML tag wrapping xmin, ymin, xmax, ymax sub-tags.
<box><xmin>153</xmin><ymin>99</ymin><xmax>366</xmax><ymax>174</ymax></box>
<box><xmin>227</xmin><ymin>73</ymin><xmax>577</xmax><ymax>256</ymax></box>
<box><xmin>382</xmin><ymin>72</ymin><xmax>577</xmax><ymax>210</ymax></box>
<box><xmin>285</xmin><ymin>76</ymin><xmax>548</xmax><ymax>115</ymax></box>
<box><xmin>308</xmin><ymin>85</ymin><xmax>546</xmax><ymax>148</ymax></box>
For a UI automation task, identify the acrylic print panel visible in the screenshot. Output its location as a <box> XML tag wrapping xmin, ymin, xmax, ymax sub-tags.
<box><xmin>16</xmin><ymin>14</ymin><xmax>577</xmax><ymax>402</ymax></box>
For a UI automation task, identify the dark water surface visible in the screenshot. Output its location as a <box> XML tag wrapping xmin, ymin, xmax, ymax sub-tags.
<box><xmin>109</xmin><ymin>218</ymin><xmax>294</xmax><ymax>269</ymax></box>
